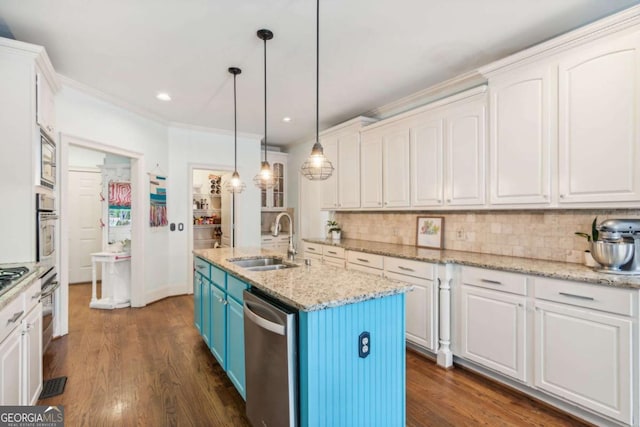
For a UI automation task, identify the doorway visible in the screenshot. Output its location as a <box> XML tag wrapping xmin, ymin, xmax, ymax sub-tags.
<box><xmin>59</xmin><ymin>134</ymin><xmax>145</xmax><ymax>337</ymax></box>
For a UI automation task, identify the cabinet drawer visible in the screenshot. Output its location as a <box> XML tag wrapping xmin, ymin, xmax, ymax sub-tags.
<box><xmin>461</xmin><ymin>266</ymin><xmax>527</xmax><ymax>296</ymax></box>
<box><xmin>0</xmin><ymin>295</ymin><xmax>24</xmax><ymax>343</ymax></box>
<box><xmin>23</xmin><ymin>278</ymin><xmax>42</xmax><ymax>311</ymax></box>
<box><xmin>385</xmin><ymin>257</ymin><xmax>434</xmax><ymax>280</ymax></box>
<box><xmin>210</xmin><ymin>265</ymin><xmax>226</xmax><ymax>289</ymax></box>
<box><xmin>304</xmin><ymin>243</ymin><xmax>323</xmax><ymax>255</ymax></box>
<box><xmin>347</xmin><ymin>251</ymin><xmax>384</xmax><ymax>269</ymax></box>
<box><xmin>347</xmin><ymin>262</ymin><xmax>383</xmax><ymax>277</ymax></box>
<box><xmin>194</xmin><ymin>257</ymin><xmax>211</xmax><ymax>279</ymax></box>
<box><xmin>324</xmin><ymin>257</ymin><xmax>346</xmax><ymax>269</ymax></box>
<box><xmin>323</xmin><ymin>246</ymin><xmax>345</xmax><ymax>259</ymax></box>
<box><xmin>304</xmin><ymin>252</ymin><xmax>323</xmax><ymax>261</ymax></box>
<box><xmin>227</xmin><ymin>275</ymin><xmax>248</xmax><ymax>303</ymax></box>
<box><xmin>534</xmin><ymin>277</ymin><xmax>635</xmax><ymax>316</ymax></box>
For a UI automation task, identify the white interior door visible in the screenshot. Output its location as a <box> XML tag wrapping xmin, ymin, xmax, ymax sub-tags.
<box><xmin>68</xmin><ymin>169</ymin><xmax>103</xmax><ymax>283</ymax></box>
<box><xmin>220</xmin><ymin>172</ymin><xmax>234</xmax><ymax>247</ymax></box>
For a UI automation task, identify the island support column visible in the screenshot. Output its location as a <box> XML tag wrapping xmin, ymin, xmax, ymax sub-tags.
<box><xmin>437</xmin><ymin>263</ymin><xmax>454</xmax><ymax>368</ymax></box>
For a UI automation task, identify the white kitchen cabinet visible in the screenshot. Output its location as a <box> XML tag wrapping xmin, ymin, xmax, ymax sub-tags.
<box><xmin>409</xmin><ymin>114</ymin><xmax>444</xmax><ymax>207</ymax></box>
<box><xmin>558</xmin><ymin>32</ymin><xmax>640</xmax><ymax>205</ymax></box>
<box><xmin>360</xmin><ymin>132</ymin><xmax>384</xmax><ymax>208</ymax></box>
<box><xmin>261</xmin><ymin>234</ymin><xmax>289</xmax><ymax>253</ymax></box>
<box><xmin>458</xmin><ymin>266</ymin><xmax>528</xmax><ymax>382</ymax></box>
<box><xmin>0</xmin><ymin>327</ymin><xmax>22</xmax><ymax>405</ymax></box>
<box><xmin>320</xmin><ymin>119</ymin><xmax>375</xmax><ymax>210</ymax></box>
<box><xmin>261</xmin><ymin>152</ymin><xmax>287</xmax><ymax>211</ymax></box>
<box><xmin>22</xmin><ymin>302</ymin><xmax>42</xmax><ymax>405</ymax></box>
<box><xmin>533</xmin><ymin>277</ymin><xmax>634</xmax><ymax>424</ymax></box>
<box><xmin>303</xmin><ymin>242</ymin><xmax>323</xmax><ymax>261</ymax></box>
<box><xmin>382</xmin><ymin>125</ymin><xmax>411</xmax><ymax>208</ymax></box>
<box><xmin>489</xmin><ymin>65</ymin><xmax>553</xmax><ymax>205</ymax></box>
<box><xmin>444</xmin><ymin>96</ymin><xmax>487</xmax><ymax>206</ymax></box>
<box><xmin>36</xmin><ymin>68</ymin><xmax>56</xmax><ymax>139</ymax></box>
<box><xmin>385</xmin><ymin>257</ymin><xmax>436</xmax><ymax>351</ymax></box>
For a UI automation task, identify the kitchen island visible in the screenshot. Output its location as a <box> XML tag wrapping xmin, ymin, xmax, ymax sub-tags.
<box><xmin>193</xmin><ymin>247</ymin><xmax>412</xmax><ymax>427</ymax></box>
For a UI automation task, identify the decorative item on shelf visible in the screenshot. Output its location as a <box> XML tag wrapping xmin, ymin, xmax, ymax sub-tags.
<box><xmin>416</xmin><ymin>216</ymin><xmax>444</xmax><ymax>249</ymax></box>
<box><xmin>253</xmin><ymin>29</ymin><xmax>277</xmax><ymax>190</ymax></box>
<box><xmin>148</xmin><ymin>163</ymin><xmax>168</xmax><ymax>227</ymax></box>
<box><xmin>224</xmin><ymin>67</ymin><xmax>246</xmax><ymax>194</ymax></box>
<box><xmin>209</xmin><ymin>175</ymin><xmax>221</xmax><ymax>194</ymax></box>
<box><xmin>300</xmin><ymin>0</ymin><xmax>334</xmax><ymax>181</ymax></box>
<box><xmin>575</xmin><ymin>217</ymin><xmax>600</xmax><ymax>267</ymax></box>
<box><xmin>327</xmin><ymin>219</ymin><xmax>341</xmax><ymax>241</ymax></box>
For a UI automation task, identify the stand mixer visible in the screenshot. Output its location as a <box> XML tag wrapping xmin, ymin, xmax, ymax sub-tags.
<box><xmin>592</xmin><ymin>219</ymin><xmax>640</xmax><ymax>274</ymax></box>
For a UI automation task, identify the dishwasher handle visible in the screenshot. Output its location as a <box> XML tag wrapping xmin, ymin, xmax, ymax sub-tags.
<box><xmin>244</xmin><ymin>301</ymin><xmax>286</xmax><ymax>336</ymax></box>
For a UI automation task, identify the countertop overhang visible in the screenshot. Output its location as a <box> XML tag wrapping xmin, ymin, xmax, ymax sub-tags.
<box><xmin>304</xmin><ymin>237</ymin><xmax>640</xmax><ymax>289</ymax></box>
<box><xmin>193</xmin><ymin>247</ymin><xmax>412</xmax><ymax>311</ymax></box>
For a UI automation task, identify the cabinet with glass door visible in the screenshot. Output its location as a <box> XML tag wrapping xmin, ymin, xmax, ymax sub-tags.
<box><xmin>261</xmin><ymin>152</ymin><xmax>287</xmax><ymax>211</ymax></box>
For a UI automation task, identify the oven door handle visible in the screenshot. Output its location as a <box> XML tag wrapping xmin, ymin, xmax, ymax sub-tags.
<box><xmin>41</xmin><ymin>281</ymin><xmax>59</xmax><ymax>298</ymax></box>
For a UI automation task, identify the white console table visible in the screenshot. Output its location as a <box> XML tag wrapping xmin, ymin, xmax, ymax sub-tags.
<box><xmin>90</xmin><ymin>252</ymin><xmax>131</xmax><ymax>309</ymax></box>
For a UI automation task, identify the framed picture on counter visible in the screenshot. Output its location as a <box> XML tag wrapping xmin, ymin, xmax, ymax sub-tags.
<box><xmin>416</xmin><ymin>216</ymin><xmax>444</xmax><ymax>249</ymax></box>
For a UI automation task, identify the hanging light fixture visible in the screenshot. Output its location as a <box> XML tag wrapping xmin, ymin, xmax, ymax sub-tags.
<box><xmin>225</xmin><ymin>67</ymin><xmax>246</xmax><ymax>194</ymax></box>
<box><xmin>300</xmin><ymin>0</ymin><xmax>334</xmax><ymax>181</ymax></box>
<box><xmin>253</xmin><ymin>28</ymin><xmax>277</xmax><ymax>190</ymax></box>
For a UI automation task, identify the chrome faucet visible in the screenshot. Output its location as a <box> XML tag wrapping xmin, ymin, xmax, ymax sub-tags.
<box><xmin>273</xmin><ymin>212</ymin><xmax>296</xmax><ymax>261</ymax></box>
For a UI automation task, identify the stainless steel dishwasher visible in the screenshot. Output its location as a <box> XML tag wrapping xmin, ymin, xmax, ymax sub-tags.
<box><xmin>243</xmin><ymin>289</ymin><xmax>298</xmax><ymax>427</ymax></box>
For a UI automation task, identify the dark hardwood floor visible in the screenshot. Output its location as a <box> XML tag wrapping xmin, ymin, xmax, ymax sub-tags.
<box><xmin>40</xmin><ymin>284</ymin><xmax>590</xmax><ymax>426</ymax></box>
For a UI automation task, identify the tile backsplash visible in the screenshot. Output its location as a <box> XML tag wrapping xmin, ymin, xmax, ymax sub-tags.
<box><xmin>335</xmin><ymin>210</ymin><xmax>640</xmax><ymax>264</ymax></box>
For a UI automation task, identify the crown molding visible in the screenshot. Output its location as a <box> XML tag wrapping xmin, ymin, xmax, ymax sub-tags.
<box><xmin>0</xmin><ymin>37</ymin><xmax>59</xmax><ymax>91</ymax></box>
<box><xmin>168</xmin><ymin>121</ymin><xmax>262</xmax><ymax>141</ymax></box>
<box><xmin>362</xmin><ymin>70</ymin><xmax>486</xmax><ymax>120</ymax></box>
<box><xmin>58</xmin><ymin>74</ymin><xmax>169</xmax><ymax>125</ymax></box>
<box><xmin>319</xmin><ymin>116</ymin><xmax>378</xmax><ymax>137</ymax></box>
<box><xmin>479</xmin><ymin>4</ymin><xmax>640</xmax><ymax>77</ymax></box>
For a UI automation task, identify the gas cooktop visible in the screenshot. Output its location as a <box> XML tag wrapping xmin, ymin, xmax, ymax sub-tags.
<box><xmin>0</xmin><ymin>266</ymin><xmax>29</xmax><ymax>297</ymax></box>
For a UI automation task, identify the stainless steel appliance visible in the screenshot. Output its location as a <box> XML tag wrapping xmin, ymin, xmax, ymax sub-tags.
<box><xmin>36</xmin><ymin>194</ymin><xmax>57</xmax><ymax>273</ymax></box>
<box><xmin>40</xmin><ymin>131</ymin><xmax>56</xmax><ymax>189</ymax></box>
<box><xmin>243</xmin><ymin>289</ymin><xmax>298</xmax><ymax>427</ymax></box>
<box><xmin>40</xmin><ymin>267</ymin><xmax>59</xmax><ymax>352</ymax></box>
<box><xmin>592</xmin><ymin>219</ymin><xmax>640</xmax><ymax>274</ymax></box>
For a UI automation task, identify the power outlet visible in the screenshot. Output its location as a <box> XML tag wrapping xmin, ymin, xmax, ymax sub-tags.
<box><xmin>456</xmin><ymin>228</ymin><xmax>465</xmax><ymax>240</ymax></box>
<box><xmin>359</xmin><ymin>331</ymin><xmax>370</xmax><ymax>358</ymax></box>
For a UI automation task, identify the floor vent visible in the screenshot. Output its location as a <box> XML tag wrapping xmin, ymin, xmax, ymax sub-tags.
<box><xmin>39</xmin><ymin>376</ymin><xmax>67</xmax><ymax>399</ymax></box>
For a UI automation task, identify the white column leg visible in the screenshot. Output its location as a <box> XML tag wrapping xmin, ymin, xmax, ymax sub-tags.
<box><xmin>437</xmin><ymin>272</ymin><xmax>453</xmax><ymax>368</ymax></box>
<box><xmin>90</xmin><ymin>256</ymin><xmax>98</xmax><ymax>304</ymax></box>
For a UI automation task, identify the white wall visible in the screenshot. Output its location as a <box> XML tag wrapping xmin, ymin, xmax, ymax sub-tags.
<box><xmin>68</xmin><ymin>145</ymin><xmax>105</xmax><ymax>169</ymax></box>
<box><xmin>57</xmin><ymin>85</ymin><xmax>171</xmax><ymax>302</ymax></box>
<box><xmin>167</xmin><ymin>126</ymin><xmax>261</xmax><ymax>291</ymax></box>
<box><xmin>286</xmin><ymin>141</ymin><xmax>328</xmax><ymax>247</ymax></box>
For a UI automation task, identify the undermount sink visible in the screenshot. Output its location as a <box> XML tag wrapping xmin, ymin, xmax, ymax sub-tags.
<box><xmin>229</xmin><ymin>257</ymin><xmax>298</xmax><ymax>272</ymax></box>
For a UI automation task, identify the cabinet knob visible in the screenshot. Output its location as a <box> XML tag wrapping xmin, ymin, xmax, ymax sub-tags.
<box><xmin>543</xmin><ymin>194</ymin><xmax>548</xmax><ymax>199</ymax></box>
<box><xmin>446</xmin><ymin>199</ymin><xmax>451</xmax><ymax>203</ymax></box>
<box><xmin>384</xmin><ymin>202</ymin><xmax>388</xmax><ymax>206</ymax></box>
<box><xmin>559</xmin><ymin>194</ymin><xmax>565</xmax><ymax>199</ymax></box>
<box><xmin>437</xmin><ymin>199</ymin><xmax>442</xmax><ymax>203</ymax></box>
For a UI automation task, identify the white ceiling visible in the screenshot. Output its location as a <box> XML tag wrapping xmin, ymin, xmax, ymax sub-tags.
<box><xmin>1</xmin><ymin>0</ymin><xmax>638</xmax><ymax>146</ymax></box>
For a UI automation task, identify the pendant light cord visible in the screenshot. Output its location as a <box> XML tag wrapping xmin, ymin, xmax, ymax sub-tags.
<box><xmin>263</xmin><ymin>36</ymin><xmax>268</xmax><ymax>163</ymax></box>
<box><xmin>316</xmin><ymin>0</ymin><xmax>320</xmax><ymax>144</ymax></box>
<box><xmin>233</xmin><ymin>72</ymin><xmax>238</xmax><ymax>170</ymax></box>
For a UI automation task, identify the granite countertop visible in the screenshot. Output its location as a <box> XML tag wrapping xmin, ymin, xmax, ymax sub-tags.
<box><xmin>0</xmin><ymin>263</ymin><xmax>44</xmax><ymax>310</ymax></box>
<box><xmin>304</xmin><ymin>237</ymin><xmax>640</xmax><ymax>290</ymax></box>
<box><xmin>193</xmin><ymin>247</ymin><xmax>412</xmax><ymax>311</ymax></box>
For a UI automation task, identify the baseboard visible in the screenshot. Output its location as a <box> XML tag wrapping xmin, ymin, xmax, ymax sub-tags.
<box><xmin>145</xmin><ymin>284</ymin><xmax>188</xmax><ymax>305</ymax></box>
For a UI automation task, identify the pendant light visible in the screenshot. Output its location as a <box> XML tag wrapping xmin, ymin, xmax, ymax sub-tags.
<box><xmin>225</xmin><ymin>67</ymin><xmax>246</xmax><ymax>194</ymax></box>
<box><xmin>300</xmin><ymin>0</ymin><xmax>334</xmax><ymax>181</ymax></box>
<box><xmin>253</xmin><ymin>29</ymin><xmax>277</xmax><ymax>190</ymax></box>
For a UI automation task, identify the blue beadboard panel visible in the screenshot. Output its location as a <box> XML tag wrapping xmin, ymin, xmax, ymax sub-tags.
<box><xmin>201</xmin><ymin>276</ymin><xmax>211</xmax><ymax>348</ymax></box>
<box><xmin>299</xmin><ymin>294</ymin><xmax>406</xmax><ymax>427</ymax></box>
<box><xmin>210</xmin><ymin>284</ymin><xmax>227</xmax><ymax>368</ymax></box>
<box><xmin>193</xmin><ymin>271</ymin><xmax>202</xmax><ymax>333</ymax></box>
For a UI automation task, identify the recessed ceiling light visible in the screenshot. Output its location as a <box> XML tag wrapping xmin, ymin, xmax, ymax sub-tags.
<box><xmin>156</xmin><ymin>92</ymin><xmax>171</xmax><ymax>101</ymax></box>
<box><xmin>282</xmin><ymin>117</ymin><xmax>292</xmax><ymax>123</ymax></box>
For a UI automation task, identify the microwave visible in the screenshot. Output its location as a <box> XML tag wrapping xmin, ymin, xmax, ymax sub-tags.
<box><xmin>40</xmin><ymin>131</ymin><xmax>56</xmax><ymax>189</ymax></box>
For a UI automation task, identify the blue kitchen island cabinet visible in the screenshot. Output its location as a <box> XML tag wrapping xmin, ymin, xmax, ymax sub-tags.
<box><xmin>193</xmin><ymin>248</ymin><xmax>411</xmax><ymax>427</ymax></box>
<box><xmin>299</xmin><ymin>293</ymin><xmax>406</xmax><ymax>427</ymax></box>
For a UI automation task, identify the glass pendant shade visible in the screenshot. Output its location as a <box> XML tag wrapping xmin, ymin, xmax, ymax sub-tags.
<box><xmin>301</xmin><ymin>141</ymin><xmax>334</xmax><ymax>180</ymax></box>
<box><xmin>301</xmin><ymin>0</ymin><xmax>334</xmax><ymax>181</ymax></box>
<box><xmin>253</xmin><ymin>161</ymin><xmax>276</xmax><ymax>189</ymax></box>
<box><xmin>225</xmin><ymin>170</ymin><xmax>246</xmax><ymax>193</ymax></box>
<box><xmin>226</xmin><ymin>67</ymin><xmax>245</xmax><ymax>194</ymax></box>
